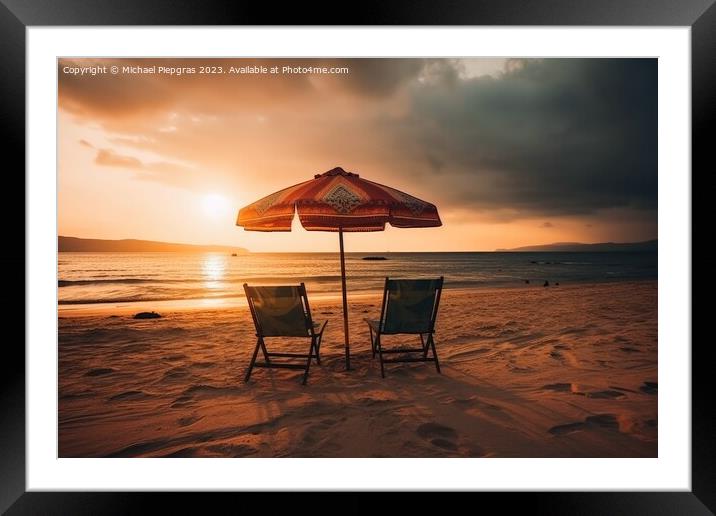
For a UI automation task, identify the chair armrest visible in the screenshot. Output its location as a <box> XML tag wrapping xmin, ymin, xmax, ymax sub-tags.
<box><xmin>365</xmin><ymin>319</ymin><xmax>381</xmax><ymax>332</ymax></box>
<box><xmin>312</xmin><ymin>320</ymin><xmax>328</xmax><ymax>335</ymax></box>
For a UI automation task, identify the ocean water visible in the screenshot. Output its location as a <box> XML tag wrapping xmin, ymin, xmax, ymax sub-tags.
<box><xmin>57</xmin><ymin>252</ymin><xmax>657</xmax><ymax>306</ymax></box>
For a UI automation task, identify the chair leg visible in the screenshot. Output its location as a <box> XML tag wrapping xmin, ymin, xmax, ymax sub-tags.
<box><xmin>376</xmin><ymin>333</ymin><xmax>385</xmax><ymax>378</ymax></box>
<box><xmin>244</xmin><ymin>337</ymin><xmax>262</xmax><ymax>382</ymax></box>
<box><xmin>259</xmin><ymin>338</ymin><xmax>271</xmax><ymax>364</ymax></box>
<box><xmin>429</xmin><ymin>334</ymin><xmax>441</xmax><ymax>374</ymax></box>
<box><xmin>303</xmin><ymin>338</ymin><xmax>316</xmax><ymax>385</ymax></box>
<box><xmin>314</xmin><ymin>333</ymin><xmax>322</xmax><ymax>365</ymax></box>
<box><xmin>368</xmin><ymin>326</ymin><xmax>376</xmax><ymax>358</ymax></box>
<box><xmin>420</xmin><ymin>334</ymin><xmax>428</xmax><ymax>357</ymax></box>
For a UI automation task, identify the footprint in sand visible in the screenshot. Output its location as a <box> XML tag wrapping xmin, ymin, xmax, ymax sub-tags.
<box><xmin>586</xmin><ymin>390</ymin><xmax>626</xmax><ymax>400</ymax></box>
<box><xmin>162</xmin><ymin>353</ymin><xmax>187</xmax><ymax>362</ymax></box>
<box><xmin>430</xmin><ymin>438</ymin><xmax>458</xmax><ymax>451</ymax></box>
<box><xmin>218</xmin><ymin>445</ymin><xmax>254</xmax><ymax>458</ymax></box>
<box><xmin>190</xmin><ymin>362</ymin><xmax>214</xmax><ymax>369</ymax></box>
<box><xmin>609</xmin><ymin>385</ymin><xmax>639</xmax><ymax>394</ymax></box>
<box><xmin>467</xmin><ymin>444</ymin><xmax>488</xmax><ymax>457</ymax></box>
<box><xmin>543</xmin><ymin>383</ymin><xmax>626</xmax><ymax>400</ymax></box>
<box><xmin>640</xmin><ymin>381</ymin><xmax>658</xmax><ymax>395</ymax></box>
<box><xmin>60</xmin><ymin>390</ymin><xmax>95</xmax><ymax>400</ymax></box>
<box><xmin>84</xmin><ymin>367</ymin><xmax>115</xmax><ymax>377</ymax></box>
<box><xmin>162</xmin><ymin>367</ymin><xmax>190</xmax><ymax>381</ymax></box>
<box><xmin>417</xmin><ymin>422</ymin><xmax>458</xmax><ymax>440</ymax></box>
<box><xmin>585</xmin><ymin>414</ymin><xmax>619</xmax><ymax>430</ymax></box>
<box><xmin>542</xmin><ymin>382</ymin><xmax>572</xmax><ymax>392</ymax></box>
<box><xmin>163</xmin><ymin>447</ymin><xmax>200</xmax><ymax>458</ymax></box>
<box><xmin>359</xmin><ymin>397</ymin><xmax>386</xmax><ymax>406</ymax></box>
<box><xmin>108</xmin><ymin>390</ymin><xmax>150</xmax><ymax>402</ymax></box>
<box><xmin>548</xmin><ymin>422</ymin><xmax>585</xmax><ymax>435</ymax></box>
<box><xmin>620</xmin><ymin>346</ymin><xmax>641</xmax><ymax>353</ymax></box>
<box><xmin>300</xmin><ymin>432</ymin><xmax>318</xmax><ymax>446</ymax></box>
<box><xmin>165</xmin><ymin>443</ymin><xmax>258</xmax><ymax>458</ymax></box>
<box><xmin>417</xmin><ymin>422</ymin><xmax>459</xmax><ymax>451</ymax></box>
<box><xmin>548</xmin><ymin>413</ymin><xmax>620</xmax><ymax>436</ymax></box>
<box><xmin>177</xmin><ymin>415</ymin><xmax>204</xmax><ymax>427</ymax></box>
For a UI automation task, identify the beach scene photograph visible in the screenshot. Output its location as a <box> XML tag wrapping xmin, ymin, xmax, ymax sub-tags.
<box><xmin>58</xmin><ymin>57</ymin><xmax>657</xmax><ymax>458</ymax></box>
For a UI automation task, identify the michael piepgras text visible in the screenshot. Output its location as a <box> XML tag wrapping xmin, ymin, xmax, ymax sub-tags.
<box><xmin>61</xmin><ymin>64</ymin><xmax>350</xmax><ymax>76</ymax></box>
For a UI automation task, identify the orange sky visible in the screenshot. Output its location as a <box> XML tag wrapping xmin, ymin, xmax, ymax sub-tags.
<box><xmin>58</xmin><ymin>58</ymin><xmax>657</xmax><ymax>252</ymax></box>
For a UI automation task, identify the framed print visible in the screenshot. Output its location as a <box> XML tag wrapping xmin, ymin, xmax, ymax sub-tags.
<box><xmin>5</xmin><ymin>0</ymin><xmax>712</xmax><ymax>513</ymax></box>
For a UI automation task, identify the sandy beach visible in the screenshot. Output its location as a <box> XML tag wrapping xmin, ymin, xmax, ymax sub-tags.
<box><xmin>58</xmin><ymin>280</ymin><xmax>657</xmax><ymax>458</ymax></box>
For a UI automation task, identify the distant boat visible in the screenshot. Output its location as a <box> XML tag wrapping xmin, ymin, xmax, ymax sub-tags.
<box><xmin>362</xmin><ymin>256</ymin><xmax>387</xmax><ymax>261</ymax></box>
<box><xmin>231</xmin><ymin>253</ymin><xmax>238</xmax><ymax>257</ymax></box>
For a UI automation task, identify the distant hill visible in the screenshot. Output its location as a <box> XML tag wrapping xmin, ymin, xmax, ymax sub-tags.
<box><xmin>496</xmin><ymin>239</ymin><xmax>657</xmax><ymax>252</ymax></box>
<box><xmin>59</xmin><ymin>236</ymin><xmax>248</xmax><ymax>253</ymax></box>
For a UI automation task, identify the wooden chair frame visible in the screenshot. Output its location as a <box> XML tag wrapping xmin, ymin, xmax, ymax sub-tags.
<box><xmin>365</xmin><ymin>277</ymin><xmax>444</xmax><ymax>378</ymax></box>
<box><xmin>243</xmin><ymin>283</ymin><xmax>327</xmax><ymax>385</ymax></box>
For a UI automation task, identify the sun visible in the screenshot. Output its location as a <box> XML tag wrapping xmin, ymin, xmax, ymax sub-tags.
<box><xmin>201</xmin><ymin>193</ymin><xmax>230</xmax><ymax>219</ymax></box>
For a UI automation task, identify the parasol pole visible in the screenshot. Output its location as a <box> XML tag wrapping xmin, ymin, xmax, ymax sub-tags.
<box><xmin>338</xmin><ymin>226</ymin><xmax>350</xmax><ymax>370</ymax></box>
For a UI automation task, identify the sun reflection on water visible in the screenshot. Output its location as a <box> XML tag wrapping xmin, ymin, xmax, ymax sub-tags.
<box><xmin>202</xmin><ymin>254</ymin><xmax>226</xmax><ymax>290</ymax></box>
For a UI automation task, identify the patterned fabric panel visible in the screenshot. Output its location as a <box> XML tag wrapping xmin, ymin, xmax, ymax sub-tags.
<box><xmin>237</xmin><ymin>167</ymin><xmax>442</xmax><ymax>231</ymax></box>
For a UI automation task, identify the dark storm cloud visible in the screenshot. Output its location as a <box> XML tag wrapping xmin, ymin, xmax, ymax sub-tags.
<box><xmin>401</xmin><ymin>59</ymin><xmax>657</xmax><ymax>217</ymax></box>
<box><xmin>335</xmin><ymin>59</ymin><xmax>427</xmax><ymax>97</ymax></box>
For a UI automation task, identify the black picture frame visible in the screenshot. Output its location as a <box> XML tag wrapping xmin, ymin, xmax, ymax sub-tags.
<box><xmin>4</xmin><ymin>0</ymin><xmax>710</xmax><ymax>513</ymax></box>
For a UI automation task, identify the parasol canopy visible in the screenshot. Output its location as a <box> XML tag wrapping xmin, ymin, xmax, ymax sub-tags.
<box><xmin>237</xmin><ymin>167</ymin><xmax>441</xmax><ymax>232</ymax></box>
<box><xmin>236</xmin><ymin>167</ymin><xmax>442</xmax><ymax>370</ymax></box>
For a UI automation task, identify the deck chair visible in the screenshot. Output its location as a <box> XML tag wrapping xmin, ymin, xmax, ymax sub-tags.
<box><xmin>365</xmin><ymin>277</ymin><xmax>444</xmax><ymax>378</ymax></box>
<box><xmin>243</xmin><ymin>283</ymin><xmax>327</xmax><ymax>385</ymax></box>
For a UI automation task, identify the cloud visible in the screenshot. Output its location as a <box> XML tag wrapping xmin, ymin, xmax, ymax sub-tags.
<box><xmin>59</xmin><ymin>58</ymin><xmax>657</xmax><ymax>228</ymax></box>
<box><xmin>395</xmin><ymin>59</ymin><xmax>657</xmax><ymax>218</ymax></box>
<box><xmin>333</xmin><ymin>59</ymin><xmax>427</xmax><ymax>97</ymax></box>
<box><xmin>95</xmin><ymin>149</ymin><xmax>143</xmax><ymax>168</ymax></box>
<box><xmin>425</xmin><ymin>153</ymin><xmax>445</xmax><ymax>174</ymax></box>
<box><xmin>58</xmin><ymin>58</ymin><xmax>431</xmax><ymax>123</ymax></box>
<box><xmin>92</xmin><ymin>147</ymin><xmax>193</xmax><ymax>188</ymax></box>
